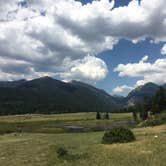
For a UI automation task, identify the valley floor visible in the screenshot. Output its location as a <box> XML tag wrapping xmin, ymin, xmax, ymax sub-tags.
<box><xmin>0</xmin><ymin>113</ymin><xmax>165</xmax><ymax>166</ymax></box>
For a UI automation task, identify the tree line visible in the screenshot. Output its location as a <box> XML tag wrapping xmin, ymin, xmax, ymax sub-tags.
<box><xmin>129</xmin><ymin>86</ymin><xmax>166</xmax><ymax>121</ymax></box>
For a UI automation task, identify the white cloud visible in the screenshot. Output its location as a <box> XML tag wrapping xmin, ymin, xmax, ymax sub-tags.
<box><xmin>161</xmin><ymin>44</ymin><xmax>166</xmax><ymax>55</ymax></box>
<box><xmin>114</xmin><ymin>56</ymin><xmax>166</xmax><ymax>85</ymax></box>
<box><xmin>60</xmin><ymin>55</ymin><xmax>108</xmax><ymax>83</ymax></box>
<box><xmin>140</xmin><ymin>55</ymin><xmax>148</xmax><ymax>63</ymax></box>
<box><xmin>136</xmin><ymin>80</ymin><xmax>146</xmax><ymax>86</ymax></box>
<box><xmin>55</xmin><ymin>0</ymin><xmax>166</xmax><ymax>42</ymax></box>
<box><xmin>112</xmin><ymin>85</ymin><xmax>134</xmax><ymax>93</ymax></box>
<box><xmin>0</xmin><ymin>0</ymin><xmax>166</xmax><ymax>82</ymax></box>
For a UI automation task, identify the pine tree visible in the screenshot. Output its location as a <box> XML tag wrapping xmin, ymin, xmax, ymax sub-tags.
<box><xmin>96</xmin><ymin>112</ymin><xmax>101</xmax><ymax>119</ymax></box>
<box><xmin>105</xmin><ymin>112</ymin><xmax>109</xmax><ymax>120</ymax></box>
<box><xmin>152</xmin><ymin>87</ymin><xmax>166</xmax><ymax>114</ymax></box>
<box><xmin>157</xmin><ymin>87</ymin><xmax>166</xmax><ymax>111</ymax></box>
<box><xmin>128</xmin><ymin>106</ymin><xmax>138</xmax><ymax>122</ymax></box>
<box><xmin>140</xmin><ymin>97</ymin><xmax>151</xmax><ymax>120</ymax></box>
<box><xmin>132</xmin><ymin>110</ymin><xmax>138</xmax><ymax>122</ymax></box>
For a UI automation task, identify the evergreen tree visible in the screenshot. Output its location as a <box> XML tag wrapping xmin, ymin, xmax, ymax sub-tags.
<box><xmin>158</xmin><ymin>87</ymin><xmax>166</xmax><ymax>111</ymax></box>
<box><xmin>151</xmin><ymin>102</ymin><xmax>160</xmax><ymax>114</ymax></box>
<box><xmin>96</xmin><ymin>112</ymin><xmax>101</xmax><ymax>119</ymax></box>
<box><xmin>105</xmin><ymin>112</ymin><xmax>109</xmax><ymax>120</ymax></box>
<box><xmin>140</xmin><ymin>97</ymin><xmax>151</xmax><ymax>121</ymax></box>
<box><xmin>128</xmin><ymin>105</ymin><xmax>137</xmax><ymax>122</ymax></box>
<box><xmin>132</xmin><ymin>110</ymin><xmax>138</xmax><ymax>122</ymax></box>
<box><xmin>152</xmin><ymin>87</ymin><xmax>166</xmax><ymax>114</ymax></box>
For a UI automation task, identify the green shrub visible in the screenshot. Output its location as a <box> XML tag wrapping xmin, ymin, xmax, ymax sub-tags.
<box><xmin>138</xmin><ymin>119</ymin><xmax>161</xmax><ymax>127</ymax></box>
<box><xmin>56</xmin><ymin>146</ymin><xmax>68</xmax><ymax>157</ymax></box>
<box><xmin>138</xmin><ymin>112</ymin><xmax>166</xmax><ymax>127</ymax></box>
<box><xmin>102</xmin><ymin>127</ymin><xmax>135</xmax><ymax>144</ymax></box>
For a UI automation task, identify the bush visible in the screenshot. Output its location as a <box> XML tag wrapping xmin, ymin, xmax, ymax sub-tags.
<box><xmin>56</xmin><ymin>146</ymin><xmax>68</xmax><ymax>157</ymax></box>
<box><xmin>102</xmin><ymin>127</ymin><xmax>135</xmax><ymax>144</ymax></box>
<box><xmin>138</xmin><ymin>119</ymin><xmax>161</xmax><ymax>127</ymax></box>
<box><xmin>138</xmin><ymin>112</ymin><xmax>166</xmax><ymax>127</ymax></box>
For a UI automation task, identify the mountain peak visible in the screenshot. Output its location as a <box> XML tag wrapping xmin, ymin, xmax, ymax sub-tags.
<box><xmin>29</xmin><ymin>76</ymin><xmax>60</xmax><ymax>84</ymax></box>
<box><xmin>37</xmin><ymin>76</ymin><xmax>54</xmax><ymax>80</ymax></box>
<box><xmin>143</xmin><ymin>82</ymin><xmax>158</xmax><ymax>87</ymax></box>
<box><xmin>133</xmin><ymin>82</ymin><xmax>158</xmax><ymax>92</ymax></box>
<box><xmin>0</xmin><ymin>77</ymin><xmax>119</xmax><ymax>114</ymax></box>
<box><xmin>126</xmin><ymin>82</ymin><xmax>160</xmax><ymax>104</ymax></box>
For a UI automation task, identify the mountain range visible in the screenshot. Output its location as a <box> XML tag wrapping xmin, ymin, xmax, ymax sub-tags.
<box><xmin>0</xmin><ymin>77</ymin><xmax>165</xmax><ymax>115</ymax></box>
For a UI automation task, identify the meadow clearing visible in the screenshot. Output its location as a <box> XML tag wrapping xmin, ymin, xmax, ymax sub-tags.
<box><xmin>0</xmin><ymin>112</ymin><xmax>165</xmax><ymax>166</ymax></box>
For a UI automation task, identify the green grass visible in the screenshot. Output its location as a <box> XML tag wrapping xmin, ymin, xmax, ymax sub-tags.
<box><xmin>0</xmin><ymin>112</ymin><xmax>132</xmax><ymax>122</ymax></box>
<box><xmin>0</xmin><ymin>112</ymin><xmax>165</xmax><ymax>166</ymax></box>
<box><xmin>138</xmin><ymin>111</ymin><xmax>166</xmax><ymax>127</ymax></box>
<box><xmin>0</xmin><ymin>112</ymin><xmax>133</xmax><ymax>134</ymax></box>
<box><xmin>0</xmin><ymin>124</ymin><xmax>165</xmax><ymax>166</ymax></box>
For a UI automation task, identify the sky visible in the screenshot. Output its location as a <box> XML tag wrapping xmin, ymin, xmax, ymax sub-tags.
<box><xmin>0</xmin><ymin>0</ymin><xmax>166</xmax><ymax>96</ymax></box>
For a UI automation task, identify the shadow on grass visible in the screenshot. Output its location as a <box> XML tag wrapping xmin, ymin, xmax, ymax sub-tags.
<box><xmin>48</xmin><ymin>145</ymin><xmax>89</xmax><ymax>165</ymax></box>
<box><xmin>59</xmin><ymin>152</ymin><xmax>89</xmax><ymax>161</ymax></box>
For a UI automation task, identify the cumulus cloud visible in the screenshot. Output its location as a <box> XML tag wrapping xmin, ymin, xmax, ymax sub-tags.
<box><xmin>140</xmin><ymin>55</ymin><xmax>148</xmax><ymax>62</ymax></box>
<box><xmin>60</xmin><ymin>55</ymin><xmax>108</xmax><ymax>82</ymax></box>
<box><xmin>0</xmin><ymin>0</ymin><xmax>166</xmax><ymax>82</ymax></box>
<box><xmin>112</xmin><ymin>85</ymin><xmax>134</xmax><ymax>93</ymax></box>
<box><xmin>114</xmin><ymin>55</ymin><xmax>166</xmax><ymax>85</ymax></box>
<box><xmin>55</xmin><ymin>0</ymin><xmax>166</xmax><ymax>42</ymax></box>
<box><xmin>161</xmin><ymin>44</ymin><xmax>166</xmax><ymax>55</ymax></box>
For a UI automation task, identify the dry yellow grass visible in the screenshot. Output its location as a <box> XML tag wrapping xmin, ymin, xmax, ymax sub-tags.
<box><xmin>0</xmin><ymin>112</ymin><xmax>132</xmax><ymax>122</ymax></box>
<box><xmin>0</xmin><ymin>124</ymin><xmax>165</xmax><ymax>166</ymax></box>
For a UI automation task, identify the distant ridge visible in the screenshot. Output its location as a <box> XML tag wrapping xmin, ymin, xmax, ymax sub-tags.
<box><xmin>0</xmin><ymin>77</ymin><xmax>165</xmax><ymax>115</ymax></box>
<box><xmin>126</xmin><ymin>82</ymin><xmax>160</xmax><ymax>104</ymax></box>
<box><xmin>0</xmin><ymin>79</ymin><xmax>26</xmax><ymax>88</ymax></box>
<box><xmin>0</xmin><ymin>77</ymin><xmax>119</xmax><ymax>115</ymax></box>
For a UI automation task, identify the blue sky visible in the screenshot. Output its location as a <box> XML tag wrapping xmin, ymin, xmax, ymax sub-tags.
<box><xmin>0</xmin><ymin>0</ymin><xmax>166</xmax><ymax>96</ymax></box>
<box><xmin>80</xmin><ymin>0</ymin><xmax>132</xmax><ymax>6</ymax></box>
<box><xmin>95</xmin><ymin>39</ymin><xmax>164</xmax><ymax>95</ymax></box>
<box><xmin>78</xmin><ymin>0</ymin><xmax>165</xmax><ymax>95</ymax></box>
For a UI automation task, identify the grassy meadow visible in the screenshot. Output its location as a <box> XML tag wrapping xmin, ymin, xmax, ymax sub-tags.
<box><xmin>0</xmin><ymin>112</ymin><xmax>165</xmax><ymax>166</ymax></box>
<box><xmin>0</xmin><ymin>112</ymin><xmax>133</xmax><ymax>134</ymax></box>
